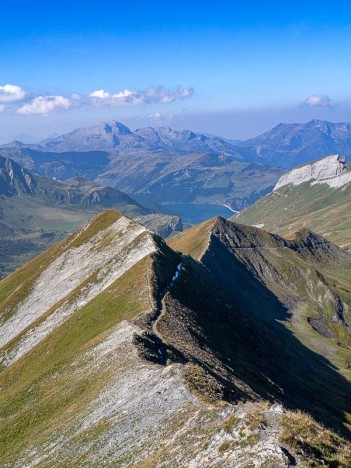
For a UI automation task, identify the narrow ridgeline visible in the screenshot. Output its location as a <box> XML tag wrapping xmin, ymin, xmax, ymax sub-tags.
<box><xmin>0</xmin><ymin>211</ymin><xmax>350</xmax><ymax>466</ymax></box>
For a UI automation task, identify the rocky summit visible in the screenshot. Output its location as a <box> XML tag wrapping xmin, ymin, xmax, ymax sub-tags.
<box><xmin>237</xmin><ymin>119</ymin><xmax>351</xmax><ymax>168</ymax></box>
<box><xmin>0</xmin><ymin>210</ymin><xmax>350</xmax><ymax>466</ymax></box>
<box><xmin>236</xmin><ymin>154</ymin><xmax>351</xmax><ymax>250</ymax></box>
<box><xmin>274</xmin><ymin>154</ymin><xmax>351</xmax><ymax>190</ymax></box>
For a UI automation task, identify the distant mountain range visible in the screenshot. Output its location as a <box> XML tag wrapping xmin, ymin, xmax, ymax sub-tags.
<box><xmin>1</xmin><ymin>210</ymin><xmax>350</xmax><ymax>465</ymax></box>
<box><xmin>236</xmin><ymin>119</ymin><xmax>351</xmax><ymax>168</ymax></box>
<box><xmin>0</xmin><ymin>120</ymin><xmax>284</xmax><ymax>211</ymax></box>
<box><xmin>2</xmin><ymin>118</ymin><xmax>351</xmax><ymax>238</ymax></box>
<box><xmin>38</xmin><ymin>121</ymin><xmax>247</xmax><ymax>159</ymax></box>
<box><xmin>235</xmin><ymin>154</ymin><xmax>351</xmax><ymax>250</ymax></box>
<box><xmin>0</xmin><ymin>155</ymin><xmax>182</xmax><ymax>277</ymax></box>
<box><xmin>3</xmin><ymin>118</ymin><xmax>351</xmax><ymax>169</ymax></box>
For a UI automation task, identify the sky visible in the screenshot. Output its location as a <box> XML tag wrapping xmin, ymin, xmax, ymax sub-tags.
<box><xmin>1</xmin><ymin>0</ymin><xmax>351</xmax><ymax>142</ymax></box>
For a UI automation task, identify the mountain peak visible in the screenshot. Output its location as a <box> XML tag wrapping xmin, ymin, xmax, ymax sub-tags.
<box><xmin>274</xmin><ymin>154</ymin><xmax>351</xmax><ymax>190</ymax></box>
<box><xmin>0</xmin><ymin>154</ymin><xmax>36</xmax><ymax>196</ymax></box>
<box><xmin>40</xmin><ymin>120</ymin><xmax>137</xmax><ymax>152</ymax></box>
<box><xmin>238</xmin><ymin>119</ymin><xmax>351</xmax><ymax>168</ymax></box>
<box><xmin>102</xmin><ymin>120</ymin><xmax>133</xmax><ymax>135</ymax></box>
<box><xmin>287</xmin><ymin>226</ymin><xmax>331</xmax><ymax>246</ymax></box>
<box><xmin>72</xmin><ymin>119</ymin><xmax>133</xmax><ymax>137</ymax></box>
<box><xmin>169</xmin><ymin>215</ymin><xmax>284</xmax><ymax>260</ymax></box>
<box><xmin>286</xmin><ymin>226</ymin><xmax>349</xmax><ymax>264</ymax></box>
<box><xmin>307</xmin><ymin>118</ymin><xmax>327</xmax><ymax>125</ymax></box>
<box><xmin>81</xmin><ymin>207</ymin><xmax>123</xmax><ymax>225</ymax></box>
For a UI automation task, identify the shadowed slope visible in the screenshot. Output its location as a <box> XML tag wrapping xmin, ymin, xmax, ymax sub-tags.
<box><xmin>169</xmin><ymin>217</ymin><xmax>351</xmax><ymax>435</ymax></box>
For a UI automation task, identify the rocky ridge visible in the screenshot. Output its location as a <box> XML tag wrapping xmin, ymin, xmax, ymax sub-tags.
<box><xmin>274</xmin><ymin>154</ymin><xmax>351</xmax><ymax>190</ymax></box>
<box><xmin>0</xmin><ymin>211</ymin><xmax>351</xmax><ymax>466</ymax></box>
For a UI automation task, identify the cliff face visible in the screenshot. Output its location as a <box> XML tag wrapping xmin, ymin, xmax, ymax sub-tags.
<box><xmin>274</xmin><ymin>154</ymin><xmax>351</xmax><ymax>190</ymax></box>
<box><xmin>0</xmin><ymin>156</ymin><xmax>36</xmax><ymax>196</ymax></box>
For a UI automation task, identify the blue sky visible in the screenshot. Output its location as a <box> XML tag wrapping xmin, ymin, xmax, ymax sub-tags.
<box><xmin>1</xmin><ymin>0</ymin><xmax>351</xmax><ymax>142</ymax></box>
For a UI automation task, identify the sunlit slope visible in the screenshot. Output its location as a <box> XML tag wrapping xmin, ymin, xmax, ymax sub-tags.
<box><xmin>0</xmin><ymin>210</ymin><xmax>183</xmax><ymax>465</ymax></box>
<box><xmin>0</xmin><ymin>210</ymin><xmax>160</xmax><ymax>365</ymax></box>
<box><xmin>235</xmin><ymin>155</ymin><xmax>351</xmax><ymax>250</ymax></box>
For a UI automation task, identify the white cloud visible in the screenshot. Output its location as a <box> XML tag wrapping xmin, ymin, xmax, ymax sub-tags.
<box><xmin>17</xmin><ymin>96</ymin><xmax>73</xmax><ymax>115</ymax></box>
<box><xmin>89</xmin><ymin>85</ymin><xmax>194</xmax><ymax>107</ymax></box>
<box><xmin>0</xmin><ymin>84</ymin><xmax>26</xmax><ymax>103</ymax></box>
<box><xmin>0</xmin><ymin>104</ymin><xmax>5</xmax><ymax>112</ymax></box>
<box><xmin>302</xmin><ymin>94</ymin><xmax>335</xmax><ymax>108</ymax></box>
<box><xmin>143</xmin><ymin>86</ymin><xmax>193</xmax><ymax>103</ymax></box>
<box><xmin>10</xmin><ymin>84</ymin><xmax>194</xmax><ymax>115</ymax></box>
<box><xmin>147</xmin><ymin>112</ymin><xmax>175</xmax><ymax>122</ymax></box>
<box><xmin>70</xmin><ymin>93</ymin><xmax>82</xmax><ymax>101</ymax></box>
<box><xmin>89</xmin><ymin>89</ymin><xmax>133</xmax><ymax>100</ymax></box>
<box><xmin>148</xmin><ymin>112</ymin><xmax>162</xmax><ymax>120</ymax></box>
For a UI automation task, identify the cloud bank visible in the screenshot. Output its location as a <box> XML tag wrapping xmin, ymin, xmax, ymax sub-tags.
<box><xmin>89</xmin><ymin>86</ymin><xmax>194</xmax><ymax>107</ymax></box>
<box><xmin>1</xmin><ymin>83</ymin><xmax>194</xmax><ymax>115</ymax></box>
<box><xmin>302</xmin><ymin>94</ymin><xmax>336</xmax><ymax>108</ymax></box>
<box><xmin>17</xmin><ymin>96</ymin><xmax>73</xmax><ymax>115</ymax></box>
<box><xmin>0</xmin><ymin>84</ymin><xmax>26</xmax><ymax>103</ymax></box>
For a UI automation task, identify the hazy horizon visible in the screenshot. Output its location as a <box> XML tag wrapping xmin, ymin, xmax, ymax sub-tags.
<box><xmin>2</xmin><ymin>110</ymin><xmax>351</xmax><ymax>145</ymax></box>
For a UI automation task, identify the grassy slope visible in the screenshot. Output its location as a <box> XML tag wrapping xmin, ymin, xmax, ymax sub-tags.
<box><xmin>168</xmin><ymin>217</ymin><xmax>217</xmax><ymax>259</ymax></box>
<box><xmin>0</xmin><ymin>243</ymin><xmax>153</xmax><ymax>464</ymax></box>
<box><xmin>0</xmin><ymin>176</ymin><xmax>151</xmax><ymax>277</ymax></box>
<box><xmin>97</xmin><ymin>152</ymin><xmax>283</xmax><ymax>208</ymax></box>
<box><xmin>234</xmin><ymin>181</ymin><xmax>351</xmax><ymax>250</ymax></box>
<box><xmin>0</xmin><ymin>210</ymin><xmax>123</xmax><ymax>318</ymax></box>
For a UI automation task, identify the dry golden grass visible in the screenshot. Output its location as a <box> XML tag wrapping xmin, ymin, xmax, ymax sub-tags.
<box><xmin>168</xmin><ymin>217</ymin><xmax>217</xmax><ymax>259</ymax></box>
<box><xmin>279</xmin><ymin>410</ymin><xmax>351</xmax><ymax>467</ymax></box>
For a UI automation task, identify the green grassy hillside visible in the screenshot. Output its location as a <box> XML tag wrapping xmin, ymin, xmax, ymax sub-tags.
<box><xmin>235</xmin><ymin>174</ymin><xmax>351</xmax><ymax>250</ymax></box>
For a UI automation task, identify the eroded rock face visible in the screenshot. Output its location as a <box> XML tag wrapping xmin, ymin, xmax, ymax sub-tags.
<box><xmin>0</xmin><ymin>213</ymin><xmax>157</xmax><ymax>367</ymax></box>
<box><xmin>136</xmin><ymin>213</ymin><xmax>183</xmax><ymax>238</ymax></box>
<box><xmin>274</xmin><ymin>154</ymin><xmax>351</xmax><ymax>190</ymax></box>
<box><xmin>0</xmin><ymin>156</ymin><xmax>36</xmax><ymax>196</ymax></box>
